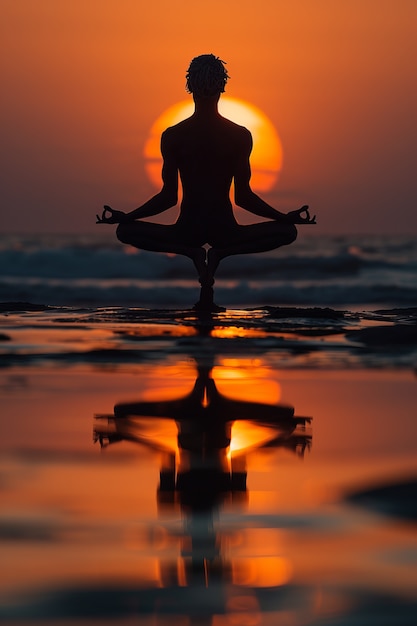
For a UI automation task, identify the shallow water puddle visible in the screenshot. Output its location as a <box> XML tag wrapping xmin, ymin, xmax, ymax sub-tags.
<box><xmin>1</xmin><ymin>361</ymin><xmax>416</xmax><ymax>624</ymax></box>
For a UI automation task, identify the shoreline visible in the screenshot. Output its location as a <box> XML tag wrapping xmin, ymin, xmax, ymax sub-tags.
<box><xmin>1</xmin><ymin>302</ymin><xmax>416</xmax><ymax>371</ymax></box>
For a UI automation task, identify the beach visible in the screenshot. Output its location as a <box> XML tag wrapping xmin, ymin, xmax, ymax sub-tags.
<box><xmin>1</xmin><ymin>234</ymin><xmax>417</xmax><ymax>624</ymax></box>
<box><xmin>2</xmin><ymin>0</ymin><xmax>417</xmax><ymax>620</ymax></box>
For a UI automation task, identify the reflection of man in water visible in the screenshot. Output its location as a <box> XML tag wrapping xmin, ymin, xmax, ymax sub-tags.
<box><xmin>94</xmin><ymin>358</ymin><xmax>311</xmax><ymax>505</ymax></box>
<box><xmin>97</xmin><ymin>54</ymin><xmax>315</xmax><ymax>308</ymax></box>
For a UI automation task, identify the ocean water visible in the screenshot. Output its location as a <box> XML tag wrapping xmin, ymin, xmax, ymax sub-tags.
<box><xmin>1</xmin><ymin>232</ymin><xmax>416</xmax><ymax>309</ymax></box>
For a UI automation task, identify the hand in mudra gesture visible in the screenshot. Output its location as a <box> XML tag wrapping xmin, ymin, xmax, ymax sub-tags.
<box><xmin>96</xmin><ymin>205</ymin><xmax>129</xmax><ymax>224</ymax></box>
<box><xmin>285</xmin><ymin>205</ymin><xmax>316</xmax><ymax>224</ymax></box>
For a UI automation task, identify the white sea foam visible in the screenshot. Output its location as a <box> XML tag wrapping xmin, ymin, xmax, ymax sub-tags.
<box><xmin>1</xmin><ymin>233</ymin><xmax>416</xmax><ymax>308</ymax></box>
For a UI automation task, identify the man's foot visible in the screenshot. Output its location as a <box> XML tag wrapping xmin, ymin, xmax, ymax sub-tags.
<box><xmin>193</xmin><ymin>283</ymin><xmax>225</xmax><ymax>312</ymax></box>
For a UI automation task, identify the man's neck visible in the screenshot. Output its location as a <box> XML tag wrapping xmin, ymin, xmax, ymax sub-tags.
<box><xmin>193</xmin><ymin>94</ymin><xmax>221</xmax><ymax>118</ymax></box>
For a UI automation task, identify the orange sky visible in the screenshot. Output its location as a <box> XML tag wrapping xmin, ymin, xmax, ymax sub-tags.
<box><xmin>1</xmin><ymin>0</ymin><xmax>416</xmax><ymax>234</ymax></box>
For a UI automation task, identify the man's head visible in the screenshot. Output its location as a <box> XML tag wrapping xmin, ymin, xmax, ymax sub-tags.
<box><xmin>186</xmin><ymin>54</ymin><xmax>229</xmax><ymax>98</ymax></box>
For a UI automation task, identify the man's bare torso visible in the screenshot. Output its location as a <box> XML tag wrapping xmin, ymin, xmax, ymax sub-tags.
<box><xmin>162</xmin><ymin>114</ymin><xmax>251</xmax><ymax>231</ymax></box>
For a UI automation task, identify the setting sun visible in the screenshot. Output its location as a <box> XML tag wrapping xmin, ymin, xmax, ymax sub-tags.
<box><xmin>144</xmin><ymin>97</ymin><xmax>283</xmax><ymax>193</ymax></box>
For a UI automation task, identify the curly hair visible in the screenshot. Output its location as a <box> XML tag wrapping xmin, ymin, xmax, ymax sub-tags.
<box><xmin>185</xmin><ymin>54</ymin><xmax>229</xmax><ymax>97</ymax></box>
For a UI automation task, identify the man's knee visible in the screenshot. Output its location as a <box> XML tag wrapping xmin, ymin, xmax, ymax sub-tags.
<box><xmin>116</xmin><ymin>222</ymin><xmax>131</xmax><ymax>244</ymax></box>
<box><xmin>284</xmin><ymin>224</ymin><xmax>297</xmax><ymax>245</ymax></box>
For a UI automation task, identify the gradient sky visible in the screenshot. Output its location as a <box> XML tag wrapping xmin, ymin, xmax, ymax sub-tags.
<box><xmin>1</xmin><ymin>0</ymin><xmax>416</xmax><ymax>235</ymax></box>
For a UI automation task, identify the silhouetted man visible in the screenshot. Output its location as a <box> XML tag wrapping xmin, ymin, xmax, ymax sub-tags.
<box><xmin>97</xmin><ymin>54</ymin><xmax>315</xmax><ymax>309</ymax></box>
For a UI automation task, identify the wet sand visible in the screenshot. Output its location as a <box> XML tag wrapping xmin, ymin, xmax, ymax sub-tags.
<box><xmin>1</xmin><ymin>304</ymin><xmax>417</xmax><ymax>624</ymax></box>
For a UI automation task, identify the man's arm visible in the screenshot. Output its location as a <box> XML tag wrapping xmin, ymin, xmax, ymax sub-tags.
<box><xmin>97</xmin><ymin>130</ymin><xmax>178</xmax><ymax>224</ymax></box>
<box><xmin>233</xmin><ymin>129</ymin><xmax>315</xmax><ymax>224</ymax></box>
<box><xmin>125</xmin><ymin>130</ymin><xmax>178</xmax><ymax>220</ymax></box>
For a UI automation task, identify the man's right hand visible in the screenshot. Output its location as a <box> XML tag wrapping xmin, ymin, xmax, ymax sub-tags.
<box><xmin>285</xmin><ymin>206</ymin><xmax>316</xmax><ymax>224</ymax></box>
<box><xmin>96</xmin><ymin>206</ymin><xmax>128</xmax><ymax>224</ymax></box>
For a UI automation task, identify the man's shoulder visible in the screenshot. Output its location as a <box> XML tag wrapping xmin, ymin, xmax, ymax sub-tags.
<box><xmin>221</xmin><ymin>116</ymin><xmax>249</xmax><ymax>132</ymax></box>
<box><xmin>213</xmin><ymin>117</ymin><xmax>253</xmax><ymax>148</ymax></box>
<box><xmin>220</xmin><ymin>117</ymin><xmax>252</xmax><ymax>145</ymax></box>
<box><xmin>162</xmin><ymin>117</ymin><xmax>192</xmax><ymax>134</ymax></box>
<box><xmin>160</xmin><ymin>119</ymin><xmax>193</xmax><ymax>145</ymax></box>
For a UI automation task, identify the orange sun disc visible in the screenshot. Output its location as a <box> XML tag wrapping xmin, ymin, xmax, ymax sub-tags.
<box><xmin>143</xmin><ymin>97</ymin><xmax>283</xmax><ymax>193</ymax></box>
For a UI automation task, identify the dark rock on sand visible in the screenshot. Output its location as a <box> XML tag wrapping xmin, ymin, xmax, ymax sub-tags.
<box><xmin>347</xmin><ymin>324</ymin><xmax>417</xmax><ymax>346</ymax></box>
<box><xmin>0</xmin><ymin>302</ymin><xmax>50</xmax><ymax>312</ymax></box>
<box><xmin>264</xmin><ymin>306</ymin><xmax>346</xmax><ymax>319</ymax></box>
<box><xmin>346</xmin><ymin>477</ymin><xmax>417</xmax><ymax>522</ymax></box>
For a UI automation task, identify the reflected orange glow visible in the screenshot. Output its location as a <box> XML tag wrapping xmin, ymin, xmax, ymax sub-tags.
<box><xmin>210</xmin><ymin>327</ymin><xmax>268</xmax><ymax>339</ymax></box>
<box><xmin>232</xmin><ymin>556</ymin><xmax>292</xmax><ymax>587</ymax></box>
<box><xmin>144</xmin><ymin>97</ymin><xmax>283</xmax><ymax>193</ymax></box>
<box><xmin>213</xmin><ymin>361</ymin><xmax>281</xmax><ymax>405</ymax></box>
<box><xmin>126</xmin><ymin>418</ymin><xmax>178</xmax><ymax>454</ymax></box>
<box><xmin>134</xmin><ymin>362</ymin><xmax>196</xmax><ymax>402</ymax></box>
<box><xmin>230</xmin><ymin>421</ymin><xmax>280</xmax><ymax>455</ymax></box>
<box><xmin>231</xmin><ymin>528</ymin><xmax>291</xmax><ymax>588</ymax></box>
